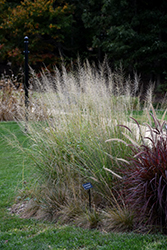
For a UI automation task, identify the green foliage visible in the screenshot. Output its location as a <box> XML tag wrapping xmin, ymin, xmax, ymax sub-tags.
<box><xmin>81</xmin><ymin>0</ymin><xmax>167</xmax><ymax>83</ymax></box>
<box><xmin>1</xmin><ymin>0</ymin><xmax>167</xmax><ymax>84</ymax></box>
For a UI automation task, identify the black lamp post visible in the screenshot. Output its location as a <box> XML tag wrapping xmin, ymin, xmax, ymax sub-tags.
<box><xmin>24</xmin><ymin>36</ymin><xmax>29</xmax><ymax>128</ymax></box>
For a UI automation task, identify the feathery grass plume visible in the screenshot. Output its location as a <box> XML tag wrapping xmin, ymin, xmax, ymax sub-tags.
<box><xmin>0</xmin><ymin>71</ymin><xmax>50</xmax><ymax>122</ymax></box>
<box><xmin>144</xmin><ymin>83</ymin><xmax>154</xmax><ymax>109</ymax></box>
<box><xmin>16</xmin><ymin>60</ymin><xmax>151</xmax><ymax>226</ymax></box>
<box><xmin>0</xmin><ymin>75</ymin><xmax>25</xmax><ymax>121</ymax></box>
<box><xmin>106</xmin><ymin>105</ymin><xmax>167</xmax><ymax>233</ymax></box>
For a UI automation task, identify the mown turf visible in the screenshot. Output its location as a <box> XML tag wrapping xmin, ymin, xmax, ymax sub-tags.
<box><xmin>0</xmin><ymin>122</ymin><xmax>167</xmax><ymax>249</ymax></box>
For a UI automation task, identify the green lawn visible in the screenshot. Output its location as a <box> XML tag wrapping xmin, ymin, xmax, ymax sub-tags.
<box><xmin>0</xmin><ymin>122</ymin><xmax>167</xmax><ymax>249</ymax></box>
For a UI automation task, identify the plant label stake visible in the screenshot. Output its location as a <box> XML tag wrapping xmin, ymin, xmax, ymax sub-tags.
<box><xmin>23</xmin><ymin>36</ymin><xmax>29</xmax><ymax>131</ymax></box>
<box><xmin>82</xmin><ymin>182</ymin><xmax>93</xmax><ymax>212</ymax></box>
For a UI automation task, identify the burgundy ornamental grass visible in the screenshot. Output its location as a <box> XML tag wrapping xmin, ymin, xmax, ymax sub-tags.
<box><xmin>106</xmin><ymin>108</ymin><xmax>167</xmax><ymax>233</ymax></box>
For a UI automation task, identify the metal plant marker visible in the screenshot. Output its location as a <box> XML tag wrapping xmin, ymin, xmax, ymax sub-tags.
<box><xmin>24</xmin><ymin>36</ymin><xmax>29</xmax><ymax>131</ymax></box>
<box><xmin>82</xmin><ymin>182</ymin><xmax>93</xmax><ymax>212</ymax></box>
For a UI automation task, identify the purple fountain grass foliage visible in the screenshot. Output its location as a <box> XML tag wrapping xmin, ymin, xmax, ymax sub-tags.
<box><xmin>114</xmin><ymin>110</ymin><xmax>167</xmax><ymax>233</ymax></box>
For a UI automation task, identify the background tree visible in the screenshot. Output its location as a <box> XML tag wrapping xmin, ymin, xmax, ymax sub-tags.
<box><xmin>81</xmin><ymin>0</ymin><xmax>167</xmax><ymax>87</ymax></box>
<box><xmin>1</xmin><ymin>0</ymin><xmax>167</xmax><ymax>91</ymax></box>
<box><xmin>0</xmin><ymin>0</ymin><xmax>74</xmax><ymax>71</ymax></box>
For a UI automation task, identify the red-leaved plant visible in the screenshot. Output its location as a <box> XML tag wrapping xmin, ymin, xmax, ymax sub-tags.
<box><xmin>106</xmin><ymin>105</ymin><xmax>167</xmax><ymax>233</ymax></box>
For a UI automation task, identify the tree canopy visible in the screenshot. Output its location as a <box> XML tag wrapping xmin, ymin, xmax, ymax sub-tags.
<box><xmin>0</xmin><ymin>0</ymin><xmax>167</xmax><ymax>88</ymax></box>
<box><xmin>81</xmin><ymin>0</ymin><xmax>167</xmax><ymax>84</ymax></box>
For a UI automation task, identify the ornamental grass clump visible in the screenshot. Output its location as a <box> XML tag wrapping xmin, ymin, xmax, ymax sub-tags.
<box><xmin>16</xmin><ymin>61</ymin><xmax>151</xmax><ymax>229</ymax></box>
<box><xmin>0</xmin><ymin>72</ymin><xmax>49</xmax><ymax>122</ymax></box>
<box><xmin>106</xmin><ymin>105</ymin><xmax>167</xmax><ymax>233</ymax></box>
<box><xmin>0</xmin><ymin>75</ymin><xmax>24</xmax><ymax>121</ymax></box>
